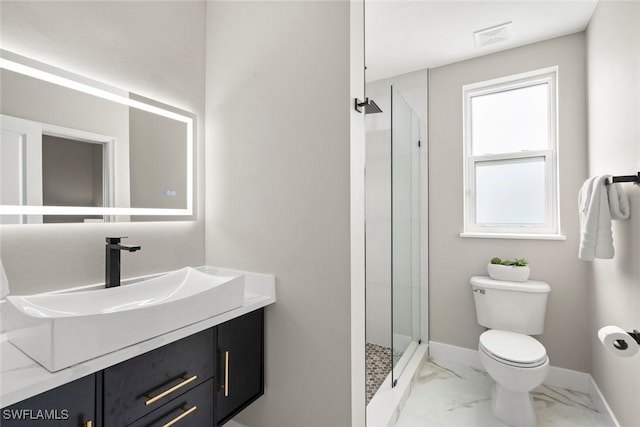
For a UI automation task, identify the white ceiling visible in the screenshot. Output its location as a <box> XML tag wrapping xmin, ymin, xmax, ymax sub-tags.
<box><xmin>365</xmin><ymin>0</ymin><xmax>599</xmax><ymax>82</ymax></box>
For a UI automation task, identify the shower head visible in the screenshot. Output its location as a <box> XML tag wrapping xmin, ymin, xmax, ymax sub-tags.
<box><xmin>365</xmin><ymin>99</ymin><xmax>383</xmax><ymax>114</ymax></box>
<box><xmin>355</xmin><ymin>97</ymin><xmax>383</xmax><ymax>114</ymax></box>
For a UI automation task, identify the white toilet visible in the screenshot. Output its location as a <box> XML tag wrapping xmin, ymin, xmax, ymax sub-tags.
<box><xmin>470</xmin><ymin>276</ymin><xmax>551</xmax><ymax>427</ymax></box>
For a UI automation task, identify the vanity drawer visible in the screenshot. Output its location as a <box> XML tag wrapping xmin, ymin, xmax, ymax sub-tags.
<box><xmin>127</xmin><ymin>379</ymin><xmax>214</xmax><ymax>427</ymax></box>
<box><xmin>104</xmin><ymin>328</ymin><xmax>214</xmax><ymax>426</ymax></box>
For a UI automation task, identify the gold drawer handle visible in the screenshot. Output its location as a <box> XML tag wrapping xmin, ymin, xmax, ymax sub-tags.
<box><xmin>222</xmin><ymin>351</ymin><xmax>230</xmax><ymax>397</ymax></box>
<box><xmin>145</xmin><ymin>375</ymin><xmax>198</xmax><ymax>406</ymax></box>
<box><xmin>162</xmin><ymin>405</ymin><xmax>197</xmax><ymax>427</ymax></box>
<box><xmin>85</xmin><ymin>421</ymin><xmax>93</xmax><ymax>427</ymax></box>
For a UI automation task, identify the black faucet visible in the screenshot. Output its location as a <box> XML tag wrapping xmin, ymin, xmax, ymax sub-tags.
<box><xmin>105</xmin><ymin>237</ymin><xmax>141</xmax><ymax>288</ymax></box>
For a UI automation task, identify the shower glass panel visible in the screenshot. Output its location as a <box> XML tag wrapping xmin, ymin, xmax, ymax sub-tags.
<box><xmin>391</xmin><ymin>86</ymin><xmax>421</xmax><ymax>385</ymax></box>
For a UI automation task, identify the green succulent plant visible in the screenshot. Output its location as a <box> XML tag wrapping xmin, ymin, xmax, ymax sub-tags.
<box><xmin>489</xmin><ymin>257</ymin><xmax>528</xmax><ymax>267</ymax></box>
<box><xmin>513</xmin><ymin>258</ymin><xmax>528</xmax><ymax>267</ymax></box>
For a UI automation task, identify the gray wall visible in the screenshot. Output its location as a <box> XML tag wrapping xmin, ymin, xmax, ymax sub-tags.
<box><xmin>0</xmin><ymin>1</ymin><xmax>206</xmax><ymax>294</ymax></box>
<box><xmin>205</xmin><ymin>2</ymin><xmax>353</xmax><ymax>426</ymax></box>
<box><xmin>586</xmin><ymin>2</ymin><xmax>640</xmax><ymax>426</ymax></box>
<box><xmin>429</xmin><ymin>33</ymin><xmax>591</xmax><ymax>372</ymax></box>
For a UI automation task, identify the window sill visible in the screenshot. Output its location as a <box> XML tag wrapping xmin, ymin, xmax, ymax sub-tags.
<box><xmin>459</xmin><ymin>232</ymin><xmax>566</xmax><ymax>241</ymax></box>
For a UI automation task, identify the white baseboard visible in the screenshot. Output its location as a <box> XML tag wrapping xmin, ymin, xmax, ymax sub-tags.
<box><xmin>544</xmin><ymin>365</ymin><xmax>591</xmax><ymax>393</ymax></box>
<box><xmin>428</xmin><ymin>341</ymin><xmax>619</xmax><ymax>426</ymax></box>
<box><xmin>588</xmin><ymin>377</ymin><xmax>621</xmax><ymax>427</ymax></box>
<box><xmin>428</xmin><ymin>340</ymin><xmax>590</xmax><ymax>393</ymax></box>
<box><xmin>223</xmin><ymin>421</ymin><xmax>248</xmax><ymax>427</ymax></box>
<box><xmin>428</xmin><ymin>341</ymin><xmax>482</xmax><ymax>369</ymax></box>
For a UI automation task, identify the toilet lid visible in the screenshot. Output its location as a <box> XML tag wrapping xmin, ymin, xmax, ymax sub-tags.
<box><xmin>480</xmin><ymin>330</ymin><xmax>547</xmax><ymax>367</ymax></box>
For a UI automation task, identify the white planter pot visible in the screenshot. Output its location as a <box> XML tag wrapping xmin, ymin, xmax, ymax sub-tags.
<box><xmin>487</xmin><ymin>263</ymin><xmax>530</xmax><ymax>282</ymax></box>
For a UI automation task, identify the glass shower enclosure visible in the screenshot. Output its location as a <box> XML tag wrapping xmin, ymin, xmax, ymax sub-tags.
<box><xmin>365</xmin><ymin>84</ymin><xmax>421</xmax><ymax>402</ymax></box>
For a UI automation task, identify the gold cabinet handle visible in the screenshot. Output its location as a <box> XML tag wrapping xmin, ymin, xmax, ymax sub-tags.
<box><xmin>84</xmin><ymin>421</ymin><xmax>93</xmax><ymax>427</ymax></box>
<box><xmin>145</xmin><ymin>375</ymin><xmax>198</xmax><ymax>406</ymax></box>
<box><xmin>162</xmin><ymin>405</ymin><xmax>197</xmax><ymax>427</ymax></box>
<box><xmin>221</xmin><ymin>350</ymin><xmax>230</xmax><ymax>397</ymax></box>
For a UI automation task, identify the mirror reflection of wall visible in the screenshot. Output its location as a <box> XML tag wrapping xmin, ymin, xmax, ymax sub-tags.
<box><xmin>129</xmin><ymin>108</ymin><xmax>187</xmax><ymax>210</ymax></box>
<box><xmin>0</xmin><ymin>51</ymin><xmax>194</xmax><ymax>223</ymax></box>
<box><xmin>0</xmin><ymin>65</ymin><xmax>129</xmax><ymax>222</ymax></box>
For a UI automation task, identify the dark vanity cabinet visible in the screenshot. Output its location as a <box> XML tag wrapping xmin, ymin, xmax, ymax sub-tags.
<box><xmin>1</xmin><ymin>309</ymin><xmax>265</xmax><ymax>427</ymax></box>
<box><xmin>1</xmin><ymin>374</ymin><xmax>96</xmax><ymax>427</ymax></box>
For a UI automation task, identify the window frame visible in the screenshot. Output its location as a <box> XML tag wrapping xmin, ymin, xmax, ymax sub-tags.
<box><xmin>462</xmin><ymin>67</ymin><xmax>561</xmax><ymax>238</ymax></box>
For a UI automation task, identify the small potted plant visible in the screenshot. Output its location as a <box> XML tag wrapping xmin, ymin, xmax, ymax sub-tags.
<box><xmin>487</xmin><ymin>257</ymin><xmax>530</xmax><ymax>282</ymax></box>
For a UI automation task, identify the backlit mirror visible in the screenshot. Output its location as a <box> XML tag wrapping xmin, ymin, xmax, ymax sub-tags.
<box><xmin>0</xmin><ymin>50</ymin><xmax>194</xmax><ymax>223</ymax></box>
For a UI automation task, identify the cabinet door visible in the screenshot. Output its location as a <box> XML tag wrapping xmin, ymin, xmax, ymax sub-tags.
<box><xmin>1</xmin><ymin>374</ymin><xmax>95</xmax><ymax>427</ymax></box>
<box><xmin>216</xmin><ymin>308</ymin><xmax>264</xmax><ymax>426</ymax></box>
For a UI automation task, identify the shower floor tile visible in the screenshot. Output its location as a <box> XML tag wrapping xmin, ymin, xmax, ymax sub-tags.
<box><xmin>367</xmin><ymin>343</ymin><xmax>407</xmax><ymax>405</ymax></box>
<box><xmin>366</xmin><ymin>343</ymin><xmax>392</xmax><ymax>405</ymax></box>
<box><xmin>395</xmin><ymin>358</ymin><xmax>605</xmax><ymax>427</ymax></box>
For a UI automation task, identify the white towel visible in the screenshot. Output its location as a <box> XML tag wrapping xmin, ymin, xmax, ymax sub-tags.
<box><xmin>578</xmin><ymin>175</ymin><xmax>631</xmax><ymax>261</ymax></box>
<box><xmin>608</xmin><ymin>182</ymin><xmax>631</xmax><ymax>219</ymax></box>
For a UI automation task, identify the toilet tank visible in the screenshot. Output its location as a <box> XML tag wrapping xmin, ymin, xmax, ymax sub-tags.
<box><xmin>470</xmin><ymin>276</ymin><xmax>550</xmax><ymax>335</ymax></box>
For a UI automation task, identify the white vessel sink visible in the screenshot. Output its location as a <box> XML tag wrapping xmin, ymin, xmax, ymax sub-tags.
<box><xmin>4</xmin><ymin>267</ymin><xmax>244</xmax><ymax>372</ymax></box>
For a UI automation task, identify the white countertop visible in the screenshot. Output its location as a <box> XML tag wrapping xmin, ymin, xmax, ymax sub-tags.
<box><xmin>0</xmin><ymin>266</ymin><xmax>276</xmax><ymax>408</ymax></box>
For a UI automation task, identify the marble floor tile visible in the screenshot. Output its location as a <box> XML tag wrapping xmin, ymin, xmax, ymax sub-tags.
<box><xmin>395</xmin><ymin>358</ymin><xmax>605</xmax><ymax>427</ymax></box>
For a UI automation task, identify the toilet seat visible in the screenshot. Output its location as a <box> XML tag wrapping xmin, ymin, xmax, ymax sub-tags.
<box><xmin>480</xmin><ymin>330</ymin><xmax>547</xmax><ymax>368</ymax></box>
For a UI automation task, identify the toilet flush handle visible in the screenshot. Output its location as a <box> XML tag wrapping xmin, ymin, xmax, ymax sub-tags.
<box><xmin>473</xmin><ymin>288</ymin><xmax>485</xmax><ymax>295</ymax></box>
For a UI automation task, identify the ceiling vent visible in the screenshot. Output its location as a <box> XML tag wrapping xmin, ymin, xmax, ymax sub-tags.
<box><xmin>474</xmin><ymin>22</ymin><xmax>512</xmax><ymax>48</ymax></box>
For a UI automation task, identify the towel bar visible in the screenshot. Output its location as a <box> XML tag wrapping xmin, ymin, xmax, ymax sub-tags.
<box><xmin>607</xmin><ymin>172</ymin><xmax>639</xmax><ymax>185</ymax></box>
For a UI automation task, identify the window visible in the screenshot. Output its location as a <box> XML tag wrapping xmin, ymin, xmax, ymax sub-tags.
<box><xmin>462</xmin><ymin>67</ymin><xmax>561</xmax><ymax>238</ymax></box>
